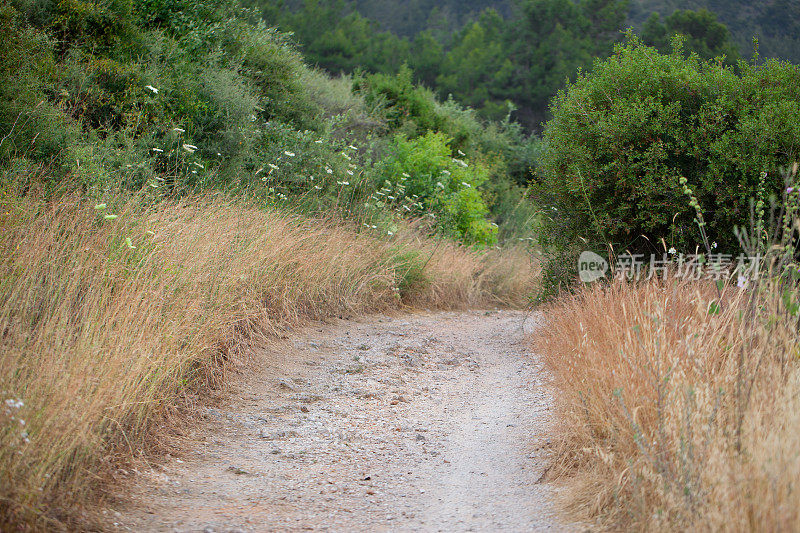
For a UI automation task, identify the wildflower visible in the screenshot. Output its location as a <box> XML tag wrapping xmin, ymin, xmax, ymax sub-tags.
<box><xmin>387</xmin><ymin>195</ymin><xmax>396</xmax><ymax>200</ymax></box>
<box><xmin>387</xmin><ymin>231</ymin><xmax>394</xmax><ymax>236</ymax></box>
<box><xmin>337</xmin><ymin>181</ymin><xmax>350</xmax><ymax>185</ymax></box>
<box><xmin>326</xmin><ymin>167</ymin><xmax>333</xmax><ymax>174</ymax></box>
<box><xmin>216</xmin><ymin>152</ymin><xmax>222</xmax><ymax>156</ymax></box>
<box><xmin>403</xmin><ymin>205</ymin><xmax>411</xmax><ymax>211</ymax></box>
<box><xmin>737</xmin><ymin>275</ymin><xmax>748</xmax><ymax>288</ymax></box>
<box><xmin>346</xmin><ymin>170</ymin><xmax>354</xmax><ymax>176</ymax></box>
<box><xmin>461</xmin><ymin>182</ymin><xmax>471</xmax><ymax>188</ymax></box>
<box><xmin>315</xmin><ymin>140</ymin><xmax>323</xmax><ymax>144</ymax></box>
<box><xmin>668</xmin><ymin>247</ymin><xmax>676</xmax><ymax>255</ymax></box>
<box><xmin>453</xmin><ymin>158</ymin><xmax>468</xmax><ymax>168</ymax></box>
<box><xmin>21</xmin><ymin>430</ymin><xmax>29</xmax><ymax>444</ymax></box>
<box><xmin>94</xmin><ymin>203</ymin><xmax>107</xmax><ymax>210</ymax></box>
<box><xmin>711</xmin><ymin>241</ymin><xmax>718</xmax><ymax>249</ymax></box>
<box><xmin>173</xmin><ymin>127</ymin><xmax>185</xmax><ymax>133</ymax></box>
<box><xmin>442</xmin><ymin>170</ymin><xmax>451</xmax><ymax>176</ymax></box>
<box><xmin>436</xmin><ymin>182</ymin><xmax>444</xmax><ymax>189</ymax></box>
<box><xmin>341</xmin><ymin>152</ymin><xmax>351</xmax><ymax>160</ymax></box>
<box><xmin>145</xmin><ymin>85</ymin><xmax>159</xmax><ymax>94</ymax></box>
<box><xmin>182</xmin><ymin>144</ymin><xmax>197</xmax><ymax>153</ymax></box>
<box><xmin>348</xmin><ymin>144</ymin><xmax>357</xmax><ymax>150</ymax></box>
<box><xmin>151</xmin><ymin>148</ymin><xmax>164</xmax><ymax>153</ymax></box>
<box><xmin>5</xmin><ymin>399</ymin><xmax>23</xmax><ymax>409</ymax></box>
<box><xmin>402</xmin><ymin>172</ymin><xmax>410</xmax><ymax>178</ymax></box>
<box><xmin>191</xmin><ymin>170</ymin><xmax>197</xmax><ymax>174</ymax></box>
<box><xmin>458</xmin><ymin>149</ymin><xmax>466</xmax><ymax>156</ymax></box>
<box><xmin>284</xmin><ymin>151</ymin><xmax>295</xmax><ymax>157</ymax></box>
<box><xmin>268</xmin><ymin>163</ymin><xmax>279</xmax><ymax>170</ymax></box>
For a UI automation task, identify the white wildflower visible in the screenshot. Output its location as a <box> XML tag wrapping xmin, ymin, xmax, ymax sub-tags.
<box><xmin>172</xmin><ymin>127</ymin><xmax>185</xmax><ymax>133</ymax></box>
<box><xmin>668</xmin><ymin>247</ymin><xmax>676</xmax><ymax>255</ymax></box>
<box><xmin>5</xmin><ymin>399</ymin><xmax>23</xmax><ymax>409</ymax></box>
<box><xmin>348</xmin><ymin>144</ymin><xmax>357</xmax><ymax>150</ymax></box>
<box><xmin>346</xmin><ymin>170</ymin><xmax>354</xmax><ymax>176</ymax></box>
<box><xmin>145</xmin><ymin>85</ymin><xmax>159</xmax><ymax>94</ymax></box>
<box><xmin>458</xmin><ymin>149</ymin><xmax>466</xmax><ymax>156</ymax></box>
<box><xmin>461</xmin><ymin>182</ymin><xmax>471</xmax><ymax>188</ymax></box>
<box><xmin>284</xmin><ymin>151</ymin><xmax>295</xmax><ymax>157</ymax></box>
<box><xmin>268</xmin><ymin>163</ymin><xmax>279</xmax><ymax>170</ymax></box>
<box><xmin>325</xmin><ymin>167</ymin><xmax>333</xmax><ymax>174</ymax></box>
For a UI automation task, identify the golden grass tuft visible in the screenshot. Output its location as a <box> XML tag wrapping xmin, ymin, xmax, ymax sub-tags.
<box><xmin>0</xmin><ymin>193</ymin><xmax>536</xmax><ymax>529</ymax></box>
<box><xmin>535</xmin><ymin>278</ymin><xmax>800</xmax><ymax>531</ymax></box>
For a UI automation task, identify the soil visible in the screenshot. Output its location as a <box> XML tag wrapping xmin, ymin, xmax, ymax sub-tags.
<box><xmin>108</xmin><ymin>310</ymin><xmax>576</xmax><ymax>532</ymax></box>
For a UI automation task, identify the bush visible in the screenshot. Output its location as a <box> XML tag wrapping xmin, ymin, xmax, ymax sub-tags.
<box><xmin>536</xmin><ymin>36</ymin><xmax>800</xmax><ymax>256</ymax></box>
<box><xmin>372</xmin><ymin>131</ymin><xmax>497</xmax><ymax>245</ymax></box>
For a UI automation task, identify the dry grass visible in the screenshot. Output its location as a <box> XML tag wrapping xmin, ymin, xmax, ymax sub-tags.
<box><xmin>535</xmin><ymin>277</ymin><xmax>800</xmax><ymax>531</ymax></box>
<box><xmin>0</xmin><ymin>193</ymin><xmax>536</xmax><ymax>529</ymax></box>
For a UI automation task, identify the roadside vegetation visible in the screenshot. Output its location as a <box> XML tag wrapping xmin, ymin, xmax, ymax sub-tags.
<box><xmin>532</xmin><ymin>37</ymin><xmax>800</xmax><ymax>531</ymax></box>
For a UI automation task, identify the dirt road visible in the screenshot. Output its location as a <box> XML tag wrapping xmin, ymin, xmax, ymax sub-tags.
<box><xmin>112</xmin><ymin>310</ymin><xmax>573</xmax><ymax>532</ymax></box>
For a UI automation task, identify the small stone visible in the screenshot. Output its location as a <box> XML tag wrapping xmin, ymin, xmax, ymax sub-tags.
<box><xmin>300</xmin><ymin>406</ymin><xmax>309</xmax><ymax>413</ymax></box>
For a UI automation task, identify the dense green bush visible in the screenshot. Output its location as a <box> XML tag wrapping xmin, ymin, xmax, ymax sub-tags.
<box><xmin>0</xmin><ymin>0</ymin><xmax>536</xmax><ymax>247</ymax></box>
<box><xmin>371</xmin><ymin>131</ymin><xmax>497</xmax><ymax>244</ymax></box>
<box><xmin>536</xmin><ymin>36</ymin><xmax>800</xmax><ymax>256</ymax></box>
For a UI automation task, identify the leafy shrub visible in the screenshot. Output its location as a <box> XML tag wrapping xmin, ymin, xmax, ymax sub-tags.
<box><xmin>373</xmin><ymin>131</ymin><xmax>497</xmax><ymax>245</ymax></box>
<box><xmin>536</xmin><ymin>36</ymin><xmax>800</xmax><ymax>257</ymax></box>
<box><xmin>353</xmin><ymin>65</ymin><xmax>441</xmax><ymax>135</ymax></box>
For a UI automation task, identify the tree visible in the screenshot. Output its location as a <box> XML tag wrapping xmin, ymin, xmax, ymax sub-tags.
<box><xmin>641</xmin><ymin>9</ymin><xmax>740</xmax><ymax>63</ymax></box>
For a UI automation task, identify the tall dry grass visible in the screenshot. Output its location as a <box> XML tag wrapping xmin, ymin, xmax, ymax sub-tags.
<box><xmin>0</xmin><ymin>193</ymin><xmax>536</xmax><ymax>529</ymax></box>
<box><xmin>535</xmin><ymin>277</ymin><xmax>800</xmax><ymax>531</ymax></box>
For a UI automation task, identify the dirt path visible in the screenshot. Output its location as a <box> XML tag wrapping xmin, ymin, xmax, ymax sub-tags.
<box><xmin>111</xmin><ymin>310</ymin><xmax>573</xmax><ymax>532</ymax></box>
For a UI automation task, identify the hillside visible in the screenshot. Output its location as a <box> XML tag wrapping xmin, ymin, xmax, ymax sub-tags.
<box><xmin>629</xmin><ymin>0</ymin><xmax>800</xmax><ymax>62</ymax></box>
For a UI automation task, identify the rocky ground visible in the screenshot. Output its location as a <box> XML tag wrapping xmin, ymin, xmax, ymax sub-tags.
<box><xmin>109</xmin><ymin>310</ymin><xmax>575</xmax><ymax>532</ymax></box>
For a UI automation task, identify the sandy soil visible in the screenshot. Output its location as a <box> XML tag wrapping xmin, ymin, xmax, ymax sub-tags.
<box><xmin>109</xmin><ymin>310</ymin><xmax>575</xmax><ymax>532</ymax></box>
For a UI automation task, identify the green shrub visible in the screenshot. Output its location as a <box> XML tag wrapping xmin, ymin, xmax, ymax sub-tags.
<box><xmin>373</xmin><ymin>131</ymin><xmax>497</xmax><ymax>245</ymax></box>
<box><xmin>536</xmin><ymin>35</ymin><xmax>800</xmax><ymax>256</ymax></box>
